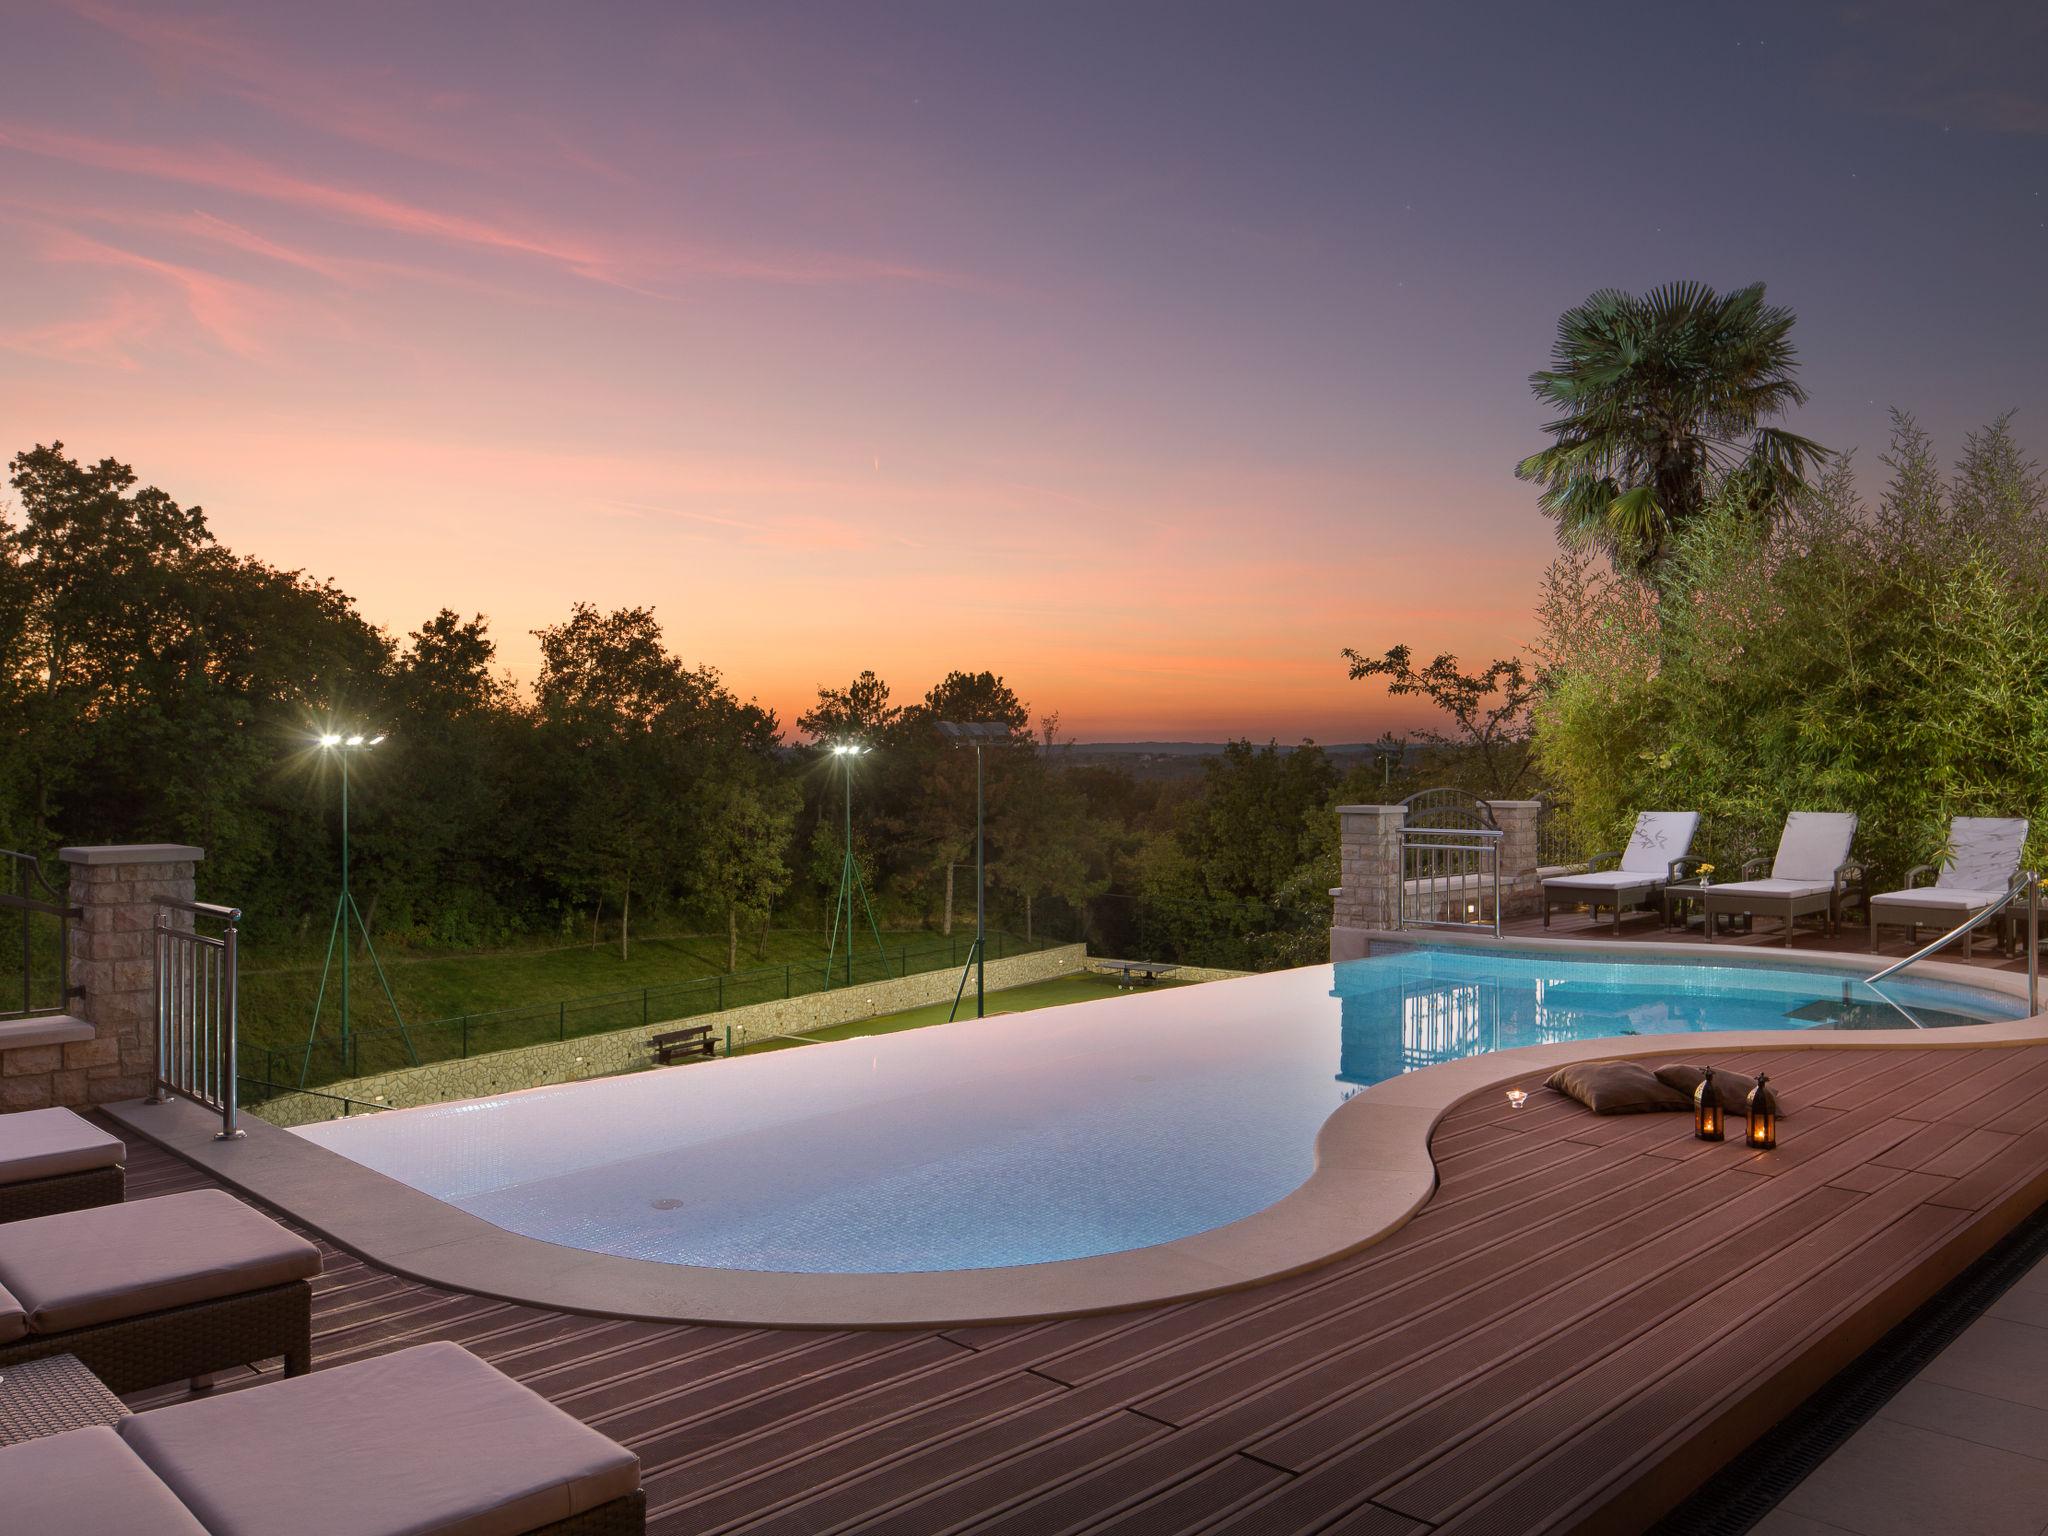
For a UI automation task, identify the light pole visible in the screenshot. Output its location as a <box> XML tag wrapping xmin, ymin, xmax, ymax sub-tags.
<box><xmin>298</xmin><ymin>731</ymin><xmax>418</xmax><ymax>1085</ymax></box>
<box><xmin>939</xmin><ymin>722</ymin><xmax>1007</xmax><ymax>1020</ymax></box>
<box><xmin>823</xmin><ymin>742</ymin><xmax>888</xmax><ymax>987</ymax></box>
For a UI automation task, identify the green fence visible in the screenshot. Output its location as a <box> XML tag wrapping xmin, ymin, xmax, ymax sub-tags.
<box><xmin>271</xmin><ymin>928</ymin><xmax>1058</xmax><ymax>1087</ymax></box>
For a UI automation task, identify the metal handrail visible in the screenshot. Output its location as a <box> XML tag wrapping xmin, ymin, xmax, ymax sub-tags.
<box><xmin>150</xmin><ymin>902</ymin><xmax>245</xmax><ymax>1141</ymax></box>
<box><xmin>1865</xmin><ymin>871</ymin><xmax>2039</xmax><ymax>1016</ymax></box>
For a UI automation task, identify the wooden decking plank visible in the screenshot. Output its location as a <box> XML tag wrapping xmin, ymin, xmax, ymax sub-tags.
<box><xmin>1938</xmin><ymin>1052</ymin><xmax>2048</xmax><ymax>1130</ymax></box>
<box><xmin>1893</xmin><ymin>1045</ymin><xmax>2048</xmax><ymax>1122</ymax></box>
<box><xmin>1377</xmin><ymin>1174</ymin><xmax>1953</xmax><ymax>1524</ymax></box>
<box><xmin>1925</xmin><ymin>1123</ymin><xmax>2048</xmax><ymax>1213</ymax></box>
<box><xmin>1081</xmin><ymin>1454</ymin><xmax>1295</xmax><ymax>1536</ymax></box>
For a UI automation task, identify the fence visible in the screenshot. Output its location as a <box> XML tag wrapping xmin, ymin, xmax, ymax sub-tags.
<box><xmin>151</xmin><ymin>900</ymin><xmax>245</xmax><ymax>1140</ymax></box>
<box><xmin>1396</xmin><ymin>788</ymin><xmax>1504</xmax><ymax>936</ymax></box>
<box><xmin>237</xmin><ymin>1074</ymin><xmax>389</xmax><ymax>1125</ymax></box>
<box><xmin>273</xmin><ymin>927</ymin><xmax>1061</xmax><ymax>1087</ymax></box>
<box><xmin>2</xmin><ymin>848</ymin><xmax>79</xmax><ymax>1021</ymax></box>
<box><xmin>1537</xmin><ymin>799</ymin><xmax>1586</xmax><ymax>868</ymax></box>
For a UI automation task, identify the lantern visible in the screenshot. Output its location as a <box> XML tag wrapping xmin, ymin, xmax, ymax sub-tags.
<box><xmin>1693</xmin><ymin>1067</ymin><xmax>1725</xmax><ymax>1142</ymax></box>
<box><xmin>1746</xmin><ymin>1073</ymin><xmax>1779</xmax><ymax>1150</ymax></box>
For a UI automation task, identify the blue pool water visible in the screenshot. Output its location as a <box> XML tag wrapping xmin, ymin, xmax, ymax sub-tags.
<box><xmin>298</xmin><ymin>946</ymin><xmax>2025</xmax><ymax>1274</ymax></box>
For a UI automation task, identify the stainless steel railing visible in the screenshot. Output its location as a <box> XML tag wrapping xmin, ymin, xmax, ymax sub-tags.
<box><xmin>1865</xmin><ymin>871</ymin><xmax>2038</xmax><ymax>1016</ymax></box>
<box><xmin>1396</xmin><ymin>826</ymin><xmax>1504</xmax><ymax>937</ymax></box>
<box><xmin>150</xmin><ymin>899</ymin><xmax>245</xmax><ymax>1140</ymax></box>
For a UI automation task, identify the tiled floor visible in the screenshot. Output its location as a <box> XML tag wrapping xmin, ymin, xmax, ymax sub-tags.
<box><xmin>1755</xmin><ymin>1255</ymin><xmax>2048</xmax><ymax>1536</ymax></box>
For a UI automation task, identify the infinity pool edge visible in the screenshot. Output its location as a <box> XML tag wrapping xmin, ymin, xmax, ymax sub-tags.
<box><xmin>103</xmin><ymin>937</ymin><xmax>2048</xmax><ymax>1328</ymax></box>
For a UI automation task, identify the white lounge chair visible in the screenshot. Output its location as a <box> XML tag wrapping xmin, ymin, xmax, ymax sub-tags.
<box><xmin>1868</xmin><ymin>816</ymin><xmax>2030</xmax><ymax>954</ymax></box>
<box><xmin>1541</xmin><ymin>811</ymin><xmax>1702</xmax><ymax>934</ymax></box>
<box><xmin>1701</xmin><ymin>812</ymin><xmax>1862</xmax><ymax>947</ymax></box>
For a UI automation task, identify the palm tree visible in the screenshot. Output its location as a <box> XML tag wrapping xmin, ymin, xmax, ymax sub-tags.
<box><xmin>1516</xmin><ymin>282</ymin><xmax>1830</xmax><ymax>574</ymax></box>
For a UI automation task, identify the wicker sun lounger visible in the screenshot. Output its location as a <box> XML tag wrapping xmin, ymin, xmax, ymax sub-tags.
<box><xmin>0</xmin><ymin>1341</ymin><xmax>645</xmax><ymax>1534</ymax></box>
<box><xmin>0</xmin><ymin>1108</ymin><xmax>125</xmax><ymax>1224</ymax></box>
<box><xmin>1541</xmin><ymin>810</ymin><xmax>1703</xmax><ymax>933</ymax></box>
<box><xmin>1868</xmin><ymin>816</ymin><xmax>2030</xmax><ymax>954</ymax></box>
<box><xmin>0</xmin><ymin>1189</ymin><xmax>319</xmax><ymax>1394</ymax></box>
<box><xmin>1701</xmin><ymin>812</ymin><xmax>1863</xmax><ymax>947</ymax></box>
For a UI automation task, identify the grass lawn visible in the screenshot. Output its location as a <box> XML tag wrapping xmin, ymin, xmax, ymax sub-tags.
<box><xmin>240</xmin><ymin>926</ymin><xmax>1043</xmax><ymax>1085</ymax></box>
<box><xmin>744</xmin><ymin>971</ymin><xmax>1193</xmax><ymax>1053</ymax></box>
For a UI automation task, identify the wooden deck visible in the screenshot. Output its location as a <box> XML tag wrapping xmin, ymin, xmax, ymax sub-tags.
<box><xmin>112</xmin><ymin>1042</ymin><xmax>2048</xmax><ymax>1535</ymax></box>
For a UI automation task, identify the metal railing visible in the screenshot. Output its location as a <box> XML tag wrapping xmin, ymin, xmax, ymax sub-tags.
<box><xmin>1865</xmin><ymin>871</ymin><xmax>2039</xmax><ymax>1017</ymax></box>
<box><xmin>2</xmin><ymin>848</ymin><xmax>81</xmax><ymax>1020</ymax></box>
<box><xmin>151</xmin><ymin>899</ymin><xmax>246</xmax><ymax>1140</ymax></box>
<box><xmin>1397</xmin><ymin>826</ymin><xmax>1505</xmax><ymax>936</ymax></box>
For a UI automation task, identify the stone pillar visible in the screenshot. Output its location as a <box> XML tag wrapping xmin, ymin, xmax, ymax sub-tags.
<box><xmin>55</xmin><ymin>844</ymin><xmax>203</xmax><ymax>1108</ymax></box>
<box><xmin>1483</xmin><ymin>800</ymin><xmax>1543</xmax><ymax>914</ymax></box>
<box><xmin>1331</xmin><ymin>803</ymin><xmax>1406</xmax><ymax>959</ymax></box>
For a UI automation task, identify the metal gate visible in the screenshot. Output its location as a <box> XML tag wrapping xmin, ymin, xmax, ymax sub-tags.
<box><xmin>1396</xmin><ymin>788</ymin><xmax>1503</xmax><ymax>936</ymax></box>
<box><xmin>151</xmin><ymin>899</ymin><xmax>246</xmax><ymax>1140</ymax></box>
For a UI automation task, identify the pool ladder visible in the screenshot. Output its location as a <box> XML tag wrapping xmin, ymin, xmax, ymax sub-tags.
<box><xmin>1864</xmin><ymin>871</ymin><xmax>2039</xmax><ymax>1017</ymax></box>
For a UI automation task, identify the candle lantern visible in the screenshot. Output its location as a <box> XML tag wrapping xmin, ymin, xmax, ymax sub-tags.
<box><xmin>1745</xmin><ymin>1072</ymin><xmax>1779</xmax><ymax>1150</ymax></box>
<box><xmin>1693</xmin><ymin>1067</ymin><xmax>1725</xmax><ymax>1142</ymax></box>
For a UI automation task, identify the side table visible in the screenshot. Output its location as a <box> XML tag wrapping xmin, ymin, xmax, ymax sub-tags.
<box><xmin>0</xmin><ymin>1352</ymin><xmax>129</xmax><ymax>1446</ymax></box>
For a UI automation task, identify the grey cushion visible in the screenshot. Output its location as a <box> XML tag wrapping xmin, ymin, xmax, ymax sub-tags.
<box><xmin>1545</xmin><ymin>1061</ymin><xmax>1692</xmax><ymax>1115</ymax></box>
<box><xmin>1619</xmin><ymin>811</ymin><xmax>1699</xmax><ymax>876</ymax></box>
<box><xmin>1543</xmin><ymin>870</ymin><xmax>1659</xmax><ymax>893</ymax></box>
<box><xmin>1870</xmin><ymin>886</ymin><xmax>2005</xmax><ymax>911</ymax></box>
<box><xmin>1937</xmin><ymin>817</ymin><xmax>2028</xmax><ymax>891</ymax></box>
<box><xmin>0</xmin><ymin>1107</ymin><xmax>123</xmax><ymax>1184</ymax></box>
<box><xmin>1703</xmin><ymin>877</ymin><xmax>1835</xmax><ymax>901</ymax></box>
<box><xmin>0</xmin><ymin>1276</ymin><xmax>23</xmax><ymax>1343</ymax></box>
<box><xmin>121</xmin><ymin>1341</ymin><xmax>641</xmax><ymax>1536</ymax></box>
<box><xmin>1771</xmin><ymin>812</ymin><xmax>1857</xmax><ymax>881</ymax></box>
<box><xmin>0</xmin><ymin>1189</ymin><xmax>320</xmax><ymax>1334</ymax></box>
<box><xmin>0</xmin><ymin>1426</ymin><xmax>209</xmax><ymax>1536</ymax></box>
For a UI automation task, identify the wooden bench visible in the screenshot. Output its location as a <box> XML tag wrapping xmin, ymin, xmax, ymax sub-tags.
<box><xmin>650</xmin><ymin>1024</ymin><xmax>715</xmax><ymax>1064</ymax></box>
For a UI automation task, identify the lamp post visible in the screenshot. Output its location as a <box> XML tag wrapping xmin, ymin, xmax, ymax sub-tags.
<box><xmin>824</xmin><ymin>742</ymin><xmax>888</xmax><ymax>987</ymax></box>
<box><xmin>298</xmin><ymin>730</ymin><xmax>418</xmax><ymax>1085</ymax></box>
<box><xmin>938</xmin><ymin>722</ymin><xmax>1008</xmax><ymax>1021</ymax></box>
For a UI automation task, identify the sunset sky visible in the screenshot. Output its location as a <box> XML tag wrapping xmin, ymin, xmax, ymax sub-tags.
<box><xmin>2</xmin><ymin>1</ymin><xmax>2043</xmax><ymax>741</ymax></box>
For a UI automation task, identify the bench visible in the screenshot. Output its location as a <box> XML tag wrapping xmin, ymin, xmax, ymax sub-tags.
<box><xmin>650</xmin><ymin>1024</ymin><xmax>715</xmax><ymax>1064</ymax></box>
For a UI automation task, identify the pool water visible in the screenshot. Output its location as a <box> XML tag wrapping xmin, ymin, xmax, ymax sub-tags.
<box><xmin>297</xmin><ymin>946</ymin><xmax>2024</xmax><ymax>1274</ymax></box>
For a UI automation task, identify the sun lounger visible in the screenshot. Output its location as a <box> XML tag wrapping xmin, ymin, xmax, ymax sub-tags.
<box><xmin>0</xmin><ymin>1107</ymin><xmax>124</xmax><ymax>1223</ymax></box>
<box><xmin>0</xmin><ymin>1189</ymin><xmax>319</xmax><ymax>1393</ymax></box>
<box><xmin>1868</xmin><ymin>816</ymin><xmax>2030</xmax><ymax>954</ymax></box>
<box><xmin>1701</xmin><ymin>812</ymin><xmax>1861</xmax><ymax>947</ymax></box>
<box><xmin>0</xmin><ymin>1341</ymin><xmax>644</xmax><ymax>1534</ymax></box>
<box><xmin>1540</xmin><ymin>811</ymin><xmax>1702</xmax><ymax>933</ymax></box>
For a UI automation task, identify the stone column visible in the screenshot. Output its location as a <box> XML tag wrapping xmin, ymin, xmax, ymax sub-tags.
<box><xmin>1331</xmin><ymin>803</ymin><xmax>1406</xmax><ymax>959</ymax></box>
<box><xmin>56</xmin><ymin>844</ymin><xmax>203</xmax><ymax>1108</ymax></box>
<box><xmin>1483</xmin><ymin>800</ymin><xmax>1543</xmax><ymax>914</ymax></box>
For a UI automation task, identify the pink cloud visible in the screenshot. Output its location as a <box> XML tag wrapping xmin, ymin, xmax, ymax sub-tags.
<box><xmin>0</xmin><ymin>291</ymin><xmax>158</xmax><ymax>369</ymax></box>
<box><xmin>33</xmin><ymin>224</ymin><xmax>272</xmax><ymax>357</ymax></box>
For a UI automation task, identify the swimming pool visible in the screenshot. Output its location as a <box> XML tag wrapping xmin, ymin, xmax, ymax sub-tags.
<box><xmin>297</xmin><ymin>945</ymin><xmax>2026</xmax><ymax>1275</ymax></box>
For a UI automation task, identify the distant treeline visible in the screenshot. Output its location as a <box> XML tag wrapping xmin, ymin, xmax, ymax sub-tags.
<box><xmin>1</xmin><ymin>444</ymin><xmax>1403</xmax><ymax>970</ymax></box>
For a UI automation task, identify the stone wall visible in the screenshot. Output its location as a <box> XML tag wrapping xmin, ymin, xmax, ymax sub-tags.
<box><xmin>278</xmin><ymin>941</ymin><xmax>1090</xmax><ymax>1121</ymax></box>
<box><xmin>2</xmin><ymin>844</ymin><xmax>201</xmax><ymax>1111</ymax></box>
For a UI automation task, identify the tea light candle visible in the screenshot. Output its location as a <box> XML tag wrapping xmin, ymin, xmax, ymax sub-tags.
<box><xmin>1506</xmin><ymin>1088</ymin><xmax>1528</xmax><ymax>1109</ymax></box>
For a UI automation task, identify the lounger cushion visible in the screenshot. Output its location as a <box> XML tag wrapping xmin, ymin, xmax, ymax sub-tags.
<box><xmin>121</xmin><ymin>1341</ymin><xmax>641</xmax><ymax>1536</ymax></box>
<box><xmin>0</xmin><ymin>1189</ymin><xmax>319</xmax><ymax>1334</ymax></box>
<box><xmin>0</xmin><ymin>1107</ymin><xmax>124</xmax><ymax>1184</ymax></box>
<box><xmin>1619</xmin><ymin>811</ymin><xmax>1700</xmax><ymax>875</ymax></box>
<box><xmin>1939</xmin><ymin>817</ymin><xmax>2028</xmax><ymax>891</ymax></box>
<box><xmin>0</xmin><ymin>1276</ymin><xmax>24</xmax><ymax>1343</ymax></box>
<box><xmin>1870</xmin><ymin>887</ymin><xmax>2005</xmax><ymax>911</ymax></box>
<box><xmin>1771</xmin><ymin>812</ymin><xmax>1857</xmax><ymax>881</ymax></box>
<box><xmin>1543</xmin><ymin>870</ymin><xmax>1659</xmax><ymax>894</ymax></box>
<box><xmin>0</xmin><ymin>1427</ymin><xmax>210</xmax><ymax>1536</ymax></box>
<box><xmin>1703</xmin><ymin>878</ymin><xmax>1834</xmax><ymax>901</ymax></box>
<box><xmin>1545</xmin><ymin>1061</ymin><xmax>1692</xmax><ymax>1115</ymax></box>
<box><xmin>1654</xmin><ymin>1064</ymin><xmax>1788</xmax><ymax>1118</ymax></box>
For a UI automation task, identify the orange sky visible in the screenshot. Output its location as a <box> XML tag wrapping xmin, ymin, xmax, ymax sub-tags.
<box><xmin>7</xmin><ymin>4</ymin><xmax>2037</xmax><ymax>741</ymax></box>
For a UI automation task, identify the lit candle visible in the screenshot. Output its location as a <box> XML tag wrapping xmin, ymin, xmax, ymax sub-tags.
<box><xmin>1506</xmin><ymin>1088</ymin><xmax>1528</xmax><ymax>1109</ymax></box>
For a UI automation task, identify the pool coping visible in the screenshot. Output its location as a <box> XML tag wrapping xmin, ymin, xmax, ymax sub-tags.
<box><xmin>102</xmin><ymin>932</ymin><xmax>2048</xmax><ymax>1329</ymax></box>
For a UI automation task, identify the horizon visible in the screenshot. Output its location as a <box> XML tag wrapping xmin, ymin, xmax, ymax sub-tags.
<box><xmin>4</xmin><ymin>1</ymin><xmax>2045</xmax><ymax>739</ymax></box>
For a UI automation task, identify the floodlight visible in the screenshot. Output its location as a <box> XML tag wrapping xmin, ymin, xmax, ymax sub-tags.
<box><xmin>346</xmin><ymin>734</ymin><xmax>365</xmax><ymax>746</ymax></box>
<box><xmin>318</xmin><ymin>733</ymin><xmax>342</xmax><ymax>747</ymax></box>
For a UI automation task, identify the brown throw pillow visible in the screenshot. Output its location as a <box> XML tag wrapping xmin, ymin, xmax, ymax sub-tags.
<box><xmin>1545</xmin><ymin>1061</ymin><xmax>1693</xmax><ymax>1115</ymax></box>
<box><xmin>1654</xmin><ymin>1063</ymin><xmax>1790</xmax><ymax>1118</ymax></box>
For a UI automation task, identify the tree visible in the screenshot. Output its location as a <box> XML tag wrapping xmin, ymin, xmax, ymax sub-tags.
<box><xmin>1342</xmin><ymin>645</ymin><xmax>1539</xmax><ymax>797</ymax></box>
<box><xmin>1515</xmin><ymin>282</ymin><xmax>1830</xmax><ymax>574</ymax></box>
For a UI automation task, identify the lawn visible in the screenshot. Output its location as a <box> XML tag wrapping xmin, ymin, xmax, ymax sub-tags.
<box><xmin>240</xmin><ymin>925</ymin><xmax>1050</xmax><ymax>1086</ymax></box>
<box><xmin>744</xmin><ymin>971</ymin><xmax>1193</xmax><ymax>1053</ymax></box>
